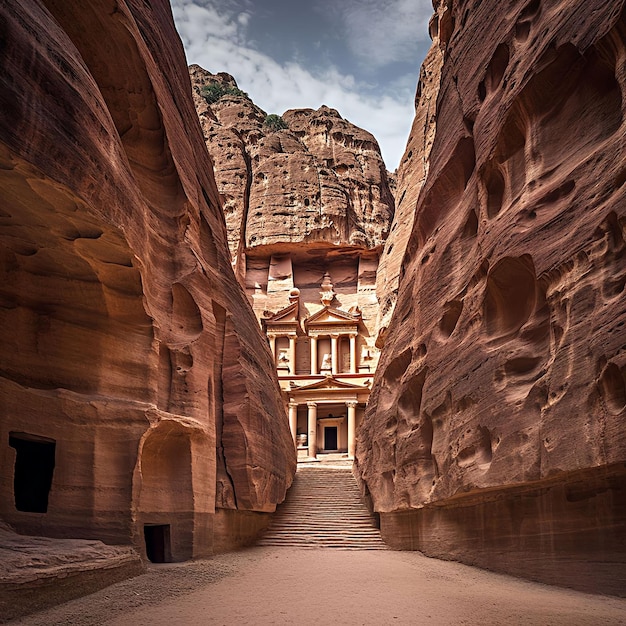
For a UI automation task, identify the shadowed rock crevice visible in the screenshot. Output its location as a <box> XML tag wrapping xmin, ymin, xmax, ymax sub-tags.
<box><xmin>483</xmin><ymin>255</ymin><xmax>536</xmax><ymax>340</ymax></box>
<box><xmin>416</xmin><ymin>136</ymin><xmax>476</xmax><ymax>245</ymax></box>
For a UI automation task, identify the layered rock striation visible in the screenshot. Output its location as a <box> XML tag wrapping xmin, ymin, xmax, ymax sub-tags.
<box><xmin>189</xmin><ymin>65</ymin><xmax>394</xmax><ymax>281</ymax></box>
<box><xmin>357</xmin><ymin>0</ymin><xmax>626</xmax><ymax>595</ymax></box>
<box><xmin>0</xmin><ymin>0</ymin><xmax>295</xmax><ymax>580</ymax></box>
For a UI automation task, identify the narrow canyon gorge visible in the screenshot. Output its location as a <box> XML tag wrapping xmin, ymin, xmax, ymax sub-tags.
<box><xmin>0</xmin><ymin>0</ymin><xmax>625</xmax><ymax>619</ymax></box>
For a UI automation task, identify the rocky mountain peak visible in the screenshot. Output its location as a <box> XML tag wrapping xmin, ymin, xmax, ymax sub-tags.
<box><xmin>189</xmin><ymin>65</ymin><xmax>395</xmax><ymax>280</ymax></box>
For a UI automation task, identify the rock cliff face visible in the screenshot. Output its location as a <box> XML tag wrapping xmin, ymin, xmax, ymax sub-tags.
<box><xmin>357</xmin><ymin>0</ymin><xmax>626</xmax><ymax>595</ymax></box>
<box><xmin>375</xmin><ymin>5</ymin><xmax>447</xmax><ymax>345</ymax></box>
<box><xmin>0</xmin><ymin>0</ymin><xmax>295</xmax><ymax>565</ymax></box>
<box><xmin>189</xmin><ymin>65</ymin><xmax>394</xmax><ymax>281</ymax></box>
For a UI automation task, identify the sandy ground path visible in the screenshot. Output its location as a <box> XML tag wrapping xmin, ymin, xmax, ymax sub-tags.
<box><xmin>13</xmin><ymin>546</ymin><xmax>626</xmax><ymax>626</ymax></box>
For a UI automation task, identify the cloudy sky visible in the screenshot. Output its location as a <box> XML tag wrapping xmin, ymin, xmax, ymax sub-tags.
<box><xmin>170</xmin><ymin>0</ymin><xmax>434</xmax><ymax>170</ymax></box>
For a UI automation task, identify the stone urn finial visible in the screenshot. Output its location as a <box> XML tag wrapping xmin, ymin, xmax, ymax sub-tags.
<box><xmin>288</xmin><ymin>288</ymin><xmax>300</xmax><ymax>304</ymax></box>
<box><xmin>320</xmin><ymin>272</ymin><xmax>335</xmax><ymax>306</ymax></box>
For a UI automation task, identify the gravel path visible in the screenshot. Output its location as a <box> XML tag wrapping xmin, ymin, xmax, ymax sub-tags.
<box><xmin>12</xmin><ymin>547</ymin><xmax>626</xmax><ymax>625</ymax></box>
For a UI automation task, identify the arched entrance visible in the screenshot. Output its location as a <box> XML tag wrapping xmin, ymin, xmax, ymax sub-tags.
<box><xmin>136</xmin><ymin>420</ymin><xmax>213</xmax><ymax>562</ymax></box>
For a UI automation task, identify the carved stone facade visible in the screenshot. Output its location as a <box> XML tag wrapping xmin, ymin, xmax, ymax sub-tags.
<box><xmin>256</xmin><ymin>257</ymin><xmax>381</xmax><ymax>459</ymax></box>
<box><xmin>188</xmin><ymin>64</ymin><xmax>394</xmax><ymax>464</ymax></box>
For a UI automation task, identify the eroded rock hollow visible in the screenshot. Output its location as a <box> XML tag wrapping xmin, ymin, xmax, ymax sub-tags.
<box><xmin>0</xmin><ymin>0</ymin><xmax>295</xmax><ymax>574</ymax></box>
<box><xmin>357</xmin><ymin>0</ymin><xmax>626</xmax><ymax>595</ymax></box>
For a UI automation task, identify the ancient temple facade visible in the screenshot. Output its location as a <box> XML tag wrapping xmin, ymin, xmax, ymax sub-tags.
<box><xmin>247</xmin><ymin>251</ymin><xmax>381</xmax><ymax>459</ymax></box>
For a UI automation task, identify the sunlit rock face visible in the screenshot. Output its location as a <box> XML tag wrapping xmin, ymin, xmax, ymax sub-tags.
<box><xmin>189</xmin><ymin>65</ymin><xmax>394</xmax><ymax>280</ymax></box>
<box><xmin>357</xmin><ymin>0</ymin><xmax>626</xmax><ymax>595</ymax></box>
<box><xmin>0</xmin><ymin>0</ymin><xmax>295</xmax><ymax>562</ymax></box>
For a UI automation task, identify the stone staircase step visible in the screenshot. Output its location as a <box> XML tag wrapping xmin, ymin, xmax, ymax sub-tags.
<box><xmin>258</xmin><ymin>467</ymin><xmax>387</xmax><ymax>550</ymax></box>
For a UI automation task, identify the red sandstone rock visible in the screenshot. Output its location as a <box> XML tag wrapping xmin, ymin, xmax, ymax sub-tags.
<box><xmin>189</xmin><ymin>66</ymin><xmax>394</xmax><ymax>275</ymax></box>
<box><xmin>0</xmin><ymin>523</ymin><xmax>144</xmax><ymax>621</ymax></box>
<box><xmin>357</xmin><ymin>0</ymin><xmax>626</xmax><ymax>595</ymax></box>
<box><xmin>0</xmin><ymin>0</ymin><xmax>295</xmax><ymax>564</ymax></box>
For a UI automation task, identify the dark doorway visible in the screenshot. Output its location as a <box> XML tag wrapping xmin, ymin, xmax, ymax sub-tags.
<box><xmin>9</xmin><ymin>433</ymin><xmax>56</xmax><ymax>513</ymax></box>
<box><xmin>324</xmin><ymin>426</ymin><xmax>338</xmax><ymax>451</ymax></box>
<box><xmin>144</xmin><ymin>524</ymin><xmax>171</xmax><ymax>563</ymax></box>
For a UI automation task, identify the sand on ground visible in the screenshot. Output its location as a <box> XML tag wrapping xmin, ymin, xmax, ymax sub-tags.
<box><xmin>11</xmin><ymin>547</ymin><xmax>626</xmax><ymax>626</ymax></box>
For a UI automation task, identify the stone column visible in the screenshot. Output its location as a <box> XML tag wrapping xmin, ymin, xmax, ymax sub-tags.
<box><xmin>331</xmin><ymin>334</ymin><xmax>339</xmax><ymax>375</ymax></box>
<box><xmin>349</xmin><ymin>334</ymin><xmax>357</xmax><ymax>374</ymax></box>
<box><xmin>288</xmin><ymin>335</ymin><xmax>297</xmax><ymax>375</ymax></box>
<box><xmin>310</xmin><ymin>336</ymin><xmax>318</xmax><ymax>375</ymax></box>
<box><xmin>347</xmin><ymin>401</ymin><xmax>357</xmax><ymax>460</ymax></box>
<box><xmin>307</xmin><ymin>401</ymin><xmax>318</xmax><ymax>459</ymax></box>
<box><xmin>288</xmin><ymin>401</ymin><xmax>298</xmax><ymax>447</ymax></box>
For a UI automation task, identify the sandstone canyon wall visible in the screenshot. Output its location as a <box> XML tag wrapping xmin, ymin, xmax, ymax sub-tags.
<box><xmin>357</xmin><ymin>0</ymin><xmax>626</xmax><ymax>595</ymax></box>
<box><xmin>189</xmin><ymin>67</ymin><xmax>393</xmax><ymax>265</ymax></box>
<box><xmin>0</xmin><ymin>0</ymin><xmax>295</xmax><ymax>564</ymax></box>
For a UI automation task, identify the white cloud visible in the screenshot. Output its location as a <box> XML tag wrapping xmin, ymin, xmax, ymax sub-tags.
<box><xmin>333</xmin><ymin>0</ymin><xmax>433</xmax><ymax>68</ymax></box>
<box><xmin>237</xmin><ymin>11</ymin><xmax>251</xmax><ymax>27</ymax></box>
<box><xmin>171</xmin><ymin>0</ymin><xmax>421</xmax><ymax>169</ymax></box>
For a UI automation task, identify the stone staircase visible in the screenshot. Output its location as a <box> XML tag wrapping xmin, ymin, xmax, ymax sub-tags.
<box><xmin>257</xmin><ymin>465</ymin><xmax>387</xmax><ymax>549</ymax></box>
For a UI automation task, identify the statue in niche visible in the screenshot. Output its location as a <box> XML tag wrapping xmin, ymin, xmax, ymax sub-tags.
<box><xmin>277</xmin><ymin>349</ymin><xmax>290</xmax><ymax>371</ymax></box>
<box><xmin>321</xmin><ymin>353</ymin><xmax>332</xmax><ymax>372</ymax></box>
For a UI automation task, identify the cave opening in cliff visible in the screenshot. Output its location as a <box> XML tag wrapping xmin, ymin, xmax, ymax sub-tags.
<box><xmin>143</xmin><ymin>524</ymin><xmax>172</xmax><ymax>563</ymax></box>
<box><xmin>9</xmin><ymin>433</ymin><xmax>56</xmax><ymax>513</ymax></box>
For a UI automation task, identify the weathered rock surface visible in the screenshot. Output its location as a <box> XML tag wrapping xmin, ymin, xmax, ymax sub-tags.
<box><xmin>189</xmin><ymin>65</ymin><xmax>394</xmax><ymax>280</ymax></box>
<box><xmin>357</xmin><ymin>0</ymin><xmax>626</xmax><ymax>595</ymax></box>
<box><xmin>0</xmin><ymin>523</ymin><xmax>143</xmax><ymax>622</ymax></box>
<box><xmin>0</xmin><ymin>0</ymin><xmax>295</xmax><ymax>574</ymax></box>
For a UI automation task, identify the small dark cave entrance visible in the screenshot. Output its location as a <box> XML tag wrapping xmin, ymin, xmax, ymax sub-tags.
<box><xmin>144</xmin><ymin>524</ymin><xmax>172</xmax><ymax>563</ymax></box>
<box><xmin>9</xmin><ymin>432</ymin><xmax>56</xmax><ymax>513</ymax></box>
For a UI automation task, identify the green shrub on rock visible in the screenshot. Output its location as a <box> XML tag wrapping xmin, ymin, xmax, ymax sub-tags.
<box><xmin>263</xmin><ymin>114</ymin><xmax>288</xmax><ymax>131</ymax></box>
<box><xmin>200</xmin><ymin>83</ymin><xmax>248</xmax><ymax>104</ymax></box>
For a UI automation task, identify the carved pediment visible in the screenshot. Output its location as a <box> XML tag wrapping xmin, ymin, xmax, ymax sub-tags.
<box><xmin>304</xmin><ymin>306</ymin><xmax>362</xmax><ymax>331</ymax></box>
<box><xmin>291</xmin><ymin>375</ymin><xmax>367</xmax><ymax>391</ymax></box>
<box><xmin>262</xmin><ymin>301</ymin><xmax>303</xmax><ymax>334</ymax></box>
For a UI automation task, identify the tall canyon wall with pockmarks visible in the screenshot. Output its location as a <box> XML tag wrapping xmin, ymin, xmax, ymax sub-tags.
<box><xmin>0</xmin><ymin>0</ymin><xmax>295</xmax><ymax>568</ymax></box>
<box><xmin>357</xmin><ymin>0</ymin><xmax>626</xmax><ymax>595</ymax></box>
